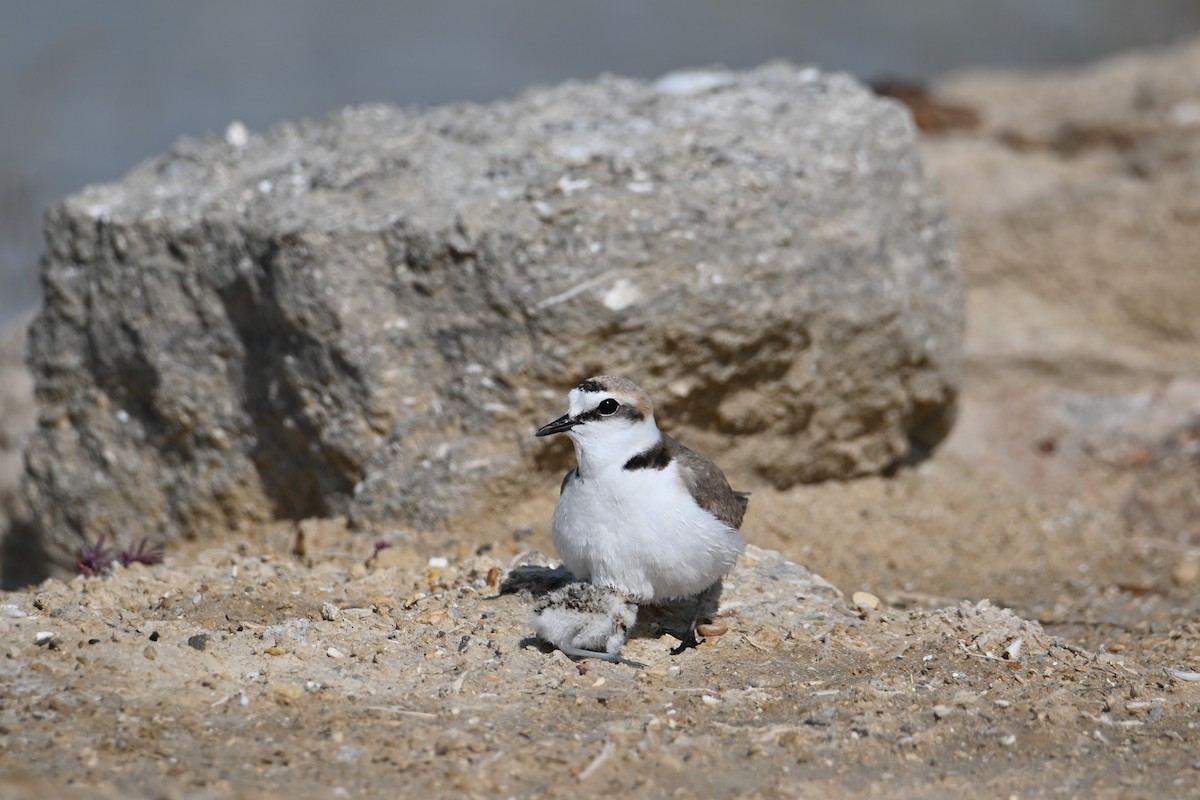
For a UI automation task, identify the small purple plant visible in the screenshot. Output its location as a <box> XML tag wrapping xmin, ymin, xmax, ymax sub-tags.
<box><xmin>365</xmin><ymin>539</ymin><xmax>392</xmax><ymax>567</ymax></box>
<box><xmin>75</xmin><ymin>533</ymin><xmax>116</xmax><ymax>576</ymax></box>
<box><xmin>118</xmin><ymin>537</ymin><xmax>164</xmax><ymax>568</ymax></box>
<box><xmin>76</xmin><ymin>534</ymin><xmax>164</xmax><ymax>576</ymax></box>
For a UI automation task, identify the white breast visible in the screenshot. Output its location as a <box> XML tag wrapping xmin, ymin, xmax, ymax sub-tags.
<box><xmin>551</xmin><ymin>462</ymin><xmax>744</xmax><ymax>602</ymax></box>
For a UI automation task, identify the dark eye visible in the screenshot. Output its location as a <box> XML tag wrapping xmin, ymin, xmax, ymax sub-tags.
<box><xmin>597</xmin><ymin>398</ymin><xmax>619</xmax><ymax>416</ymax></box>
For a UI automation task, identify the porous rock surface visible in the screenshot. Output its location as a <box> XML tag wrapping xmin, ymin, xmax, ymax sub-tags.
<box><xmin>0</xmin><ymin>320</ymin><xmax>34</xmax><ymax>524</ymax></box>
<box><xmin>22</xmin><ymin>63</ymin><xmax>962</xmax><ymax>565</ymax></box>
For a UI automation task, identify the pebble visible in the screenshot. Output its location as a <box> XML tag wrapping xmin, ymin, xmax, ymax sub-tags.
<box><xmin>1169</xmin><ymin>99</ymin><xmax>1200</xmax><ymax>128</ymax></box>
<box><xmin>2</xmin><ymin>607</ymin><xmax>28</xmax><ymax>618</ymax></box>
<box><xmin>34</xmin><ymin>631</ymin><xmax>56</xmax><ymax>646</ymax></box>
<box><xmin>932</xmin><ymin>704</ymin><xmax>954</xmax><ymax>720</ymax></box>
<box><xmin>264</xmin><ymin>618</ymin><xmax>312</xmax><ymax>643</ymax></box>
<box><xmin>1002</xmin><ymin>637</ymin><xmax>1023</xmax><ymax>661</ymax></box>
<box><xmin>224</xmin><ymin>120</ymin><xmax>249</xmax><ymax>147</ymax></box>
<box><xmin>327</xmin><ymin>646</ymin><xmax>346</xmax><ymax>659</ymax></box>
<box><xmin>321</xmin><ymin>602</ymin><xmax>340</xmax><ymax>621</ymax></box>
<box><xmin>695</xmin><ymin>624</ymin><xmax>728</xmax><ymax>637</ymax></box>
<box><xmin>852</xmin><ymin>591</ymin><xmax>880</xmax><ymax>611</ymax></box>
<box><xmin>187</xmin><ymin>634</ymin><xmax>209</xmax><ymax>651</ymax></box>
<box><xmin>1174</xmin><ymin>558</ymin><xmax>1200</xmax><ymax>586</ymax></box>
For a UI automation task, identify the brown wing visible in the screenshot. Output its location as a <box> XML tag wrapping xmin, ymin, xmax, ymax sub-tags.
<box><xmin>669</xmin><ymin>435</ymin><xmax>749</xmax><ymax>530</ymax></box>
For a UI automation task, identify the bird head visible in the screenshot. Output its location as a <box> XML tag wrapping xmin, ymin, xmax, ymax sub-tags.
<box><xmin>536</xmin><ymin>375</ymin><xmax>660</xmax><ymax>472</ymax></box>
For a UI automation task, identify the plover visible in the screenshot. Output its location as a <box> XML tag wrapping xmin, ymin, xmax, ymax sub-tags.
<box><xmin>531</xmin><ymin>582</ymin><xmax>646</xmax><ymax>668</ymax></box>
<box><xmin>533</xmin><ymin>375</ymin><xmax>748</xmax><ymax>661</ymax></box>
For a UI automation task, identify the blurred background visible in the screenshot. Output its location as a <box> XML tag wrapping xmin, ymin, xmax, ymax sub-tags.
<box><xmin>3</xmin><ymin>0</ymin><xmax>1200</xmax><ymax>326</ymax></box>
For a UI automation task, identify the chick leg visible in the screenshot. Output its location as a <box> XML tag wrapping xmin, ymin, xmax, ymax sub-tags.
<box><xmin>556</xmin><ymin>643</ymin><xmax>647</xmax><ymax>669</ymax></box>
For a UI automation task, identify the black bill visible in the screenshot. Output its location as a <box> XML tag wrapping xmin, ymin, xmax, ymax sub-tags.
<box><xmin>535</xmin><ymin>413</ymin><xmax>577</xmax><ymax>437</ymax></box>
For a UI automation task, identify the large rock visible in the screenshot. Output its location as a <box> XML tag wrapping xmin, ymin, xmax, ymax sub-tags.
<box><xmin>22</xmin><ymin>64</ymin><xmax>962</xmax><ymax>566</ymax></box>
<box><xmin>0</xmin><ymin>318</ymin><xmax>39</xmax><ymax>587</ymax></box>
<box><xmin>0</xmin><ymin>320</ymin><xmax>35</xmax><ymax>519</ymax></box>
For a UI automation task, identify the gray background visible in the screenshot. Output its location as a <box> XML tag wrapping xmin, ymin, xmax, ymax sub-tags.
<box><xmin>4</xmin><ymin>0</ymin><xmax>1200</xmax><ymax>326</ymax></box>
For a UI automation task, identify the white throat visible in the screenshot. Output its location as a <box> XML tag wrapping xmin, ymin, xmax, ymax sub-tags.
<box><xmin>567</xmin><ymin>417</ymin><xmax>661</xmax><ymax>478</ymax></box>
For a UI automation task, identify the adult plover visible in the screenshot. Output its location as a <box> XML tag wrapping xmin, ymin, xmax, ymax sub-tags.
<box><xmin>532</xmin><ymin>375</ymin><xmax>748</xmax><ymax>662</ymax></box>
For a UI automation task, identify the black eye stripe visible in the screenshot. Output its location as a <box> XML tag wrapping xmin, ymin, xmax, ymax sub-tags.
<box><xmin>575</xmin><ymin>401</ymin><xmax>644</xmax><ymax>425</ymax></box>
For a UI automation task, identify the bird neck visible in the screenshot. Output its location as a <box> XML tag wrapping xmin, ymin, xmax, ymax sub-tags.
<box><xmin>571</xmin><ymin>420</ymin><xmax>663</xmax><ymax>479</ymax></box>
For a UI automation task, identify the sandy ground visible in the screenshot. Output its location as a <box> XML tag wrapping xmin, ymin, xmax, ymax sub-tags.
<box><xmin>3</xmin><ymin>38</ymin><xmax>1200</xmax><ymax>798</ymax></box>
<box><xmin>1</xmin><ymin>527</ymin><xmax>1196</xmax><ymax>800</ymax></box>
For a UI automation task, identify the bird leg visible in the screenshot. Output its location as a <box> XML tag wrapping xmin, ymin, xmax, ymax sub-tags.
<box><xmin>556</xmin><ymin>643</ymin><xmax>647</xmax><ymax>669</ymax></box>
<box><xmin>663</xmin><ymin>581</ymin><xmax>723</xmax><ymax>655</ymax></box>
<box><xmin>663</xmin><ymin>594</ymin><xmax>705</xmax><ymax>654</ymax></box>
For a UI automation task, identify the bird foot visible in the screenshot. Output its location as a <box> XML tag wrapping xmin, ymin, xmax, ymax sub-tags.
<box><xmin>665</xmin><ymin>628</ymin><xmax>702</xmax><ymax>655</ymax></box>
